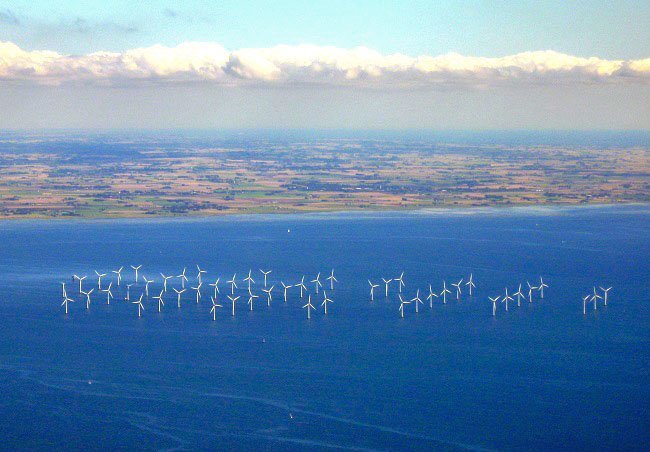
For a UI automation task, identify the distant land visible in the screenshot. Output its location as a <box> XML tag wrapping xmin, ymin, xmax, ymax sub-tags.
<box><xmin>0</xmin><ymin>131</ymin><xmax>648</xmax><ymax>220</ymax></box>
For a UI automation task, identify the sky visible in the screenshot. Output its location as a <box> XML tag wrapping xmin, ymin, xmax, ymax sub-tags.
<box><xmin>1</xmin><ymin>0</ymin><xmax>649</xmax><ymax>130</ymax></box>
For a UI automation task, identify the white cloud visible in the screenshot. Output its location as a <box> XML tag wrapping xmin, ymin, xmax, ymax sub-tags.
<box><xmin>0</xmin><ymin>41</ymin><xmax>648</xmax><ymax>87</ymax></box>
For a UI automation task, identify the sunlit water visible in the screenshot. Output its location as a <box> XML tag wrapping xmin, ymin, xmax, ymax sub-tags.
<box><xmin>0</xmin><ymin>205</ymin><xmax>648</xmax><ymax>450</ymax></box>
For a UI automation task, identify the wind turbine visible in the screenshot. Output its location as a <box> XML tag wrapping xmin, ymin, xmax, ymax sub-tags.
<box><xmin>259</xmin><ymin>269</ymin><xmax>272</xmax><ymax>287</ymax></box>
<box><xmin>311</xmin><ymin>273</ymin><xmax>323</xmax><ymax>294</ymax></box>
<box><xmin>326</xmin><ymin>269</ymin><xmax>338</xmax><ymax>290</ymax></box>
<box><xmin>61</xmin><ymin>282</ymin><xmax>67</xmax><ymax>298</ymax></box>
<box><xmin>228</xmin><ymin>294</ymin><xmax>240</xmax><ymax>316</ymax></box>
<box><xmin>153</xmin><ymin>289</ymin><xmax>164</xmax><ymax>312</ymax></box>
<box><xmin>210</xmin><ymin>296</ymin><xmax>223</xmax><ymax>320</ymax></box>
<box><xmin>465</xmin><ymin>274</ymin><xmax>476</xmax><ymax>296</ymax></box>
<box><xmin>452</xmin><ymin>278</ymin><xmax>463</xmax><ymax>300</ymax></box>
<box><xmin>538</xmin><ymin>276</ymin><xmax>549</xmax><ymax>298</ymax></box>
<box><xmin>281</xmin><ymin>282</ymin><xmax>292</xmax><ymax>302</ymax></box>
<box><xmin>132</xmin><ymin>293</ymin><xmax>144</xmax><ymax>317</ymax></box>
<box><xmin>196</xmin><ymin>265</ymin><xmax>207</xmax><ymax>284</ymax></box>
<box><xmin>298</xmin><ymin>276</ymin><xmax>307</xmax><ymax>298</ymax></box>
<box><xmin>81</xmin><ymin>288</ymin><xmax>94</xmax><ymax>309</ymax></box>
<box><xmin>501</xmin><ymin>288</ymin><xmax>513</xmax><ymax>312</ymax></box>
<box><xmin>382</xmin><ymin>278</ymin><xmax>392</xmax><ymax>297</ymax></box>
<box><xmin>227</xmin><ymin>274</ymin><xmax>238</xmax><ymax>294</ymax></box>
<box><xmin>191</xmin><ymin>283</ymin><xmax>203</xmax><ymax>303</ymax></box>
<box><xmin>526</xmin><ymin>282</ymin><xmax>537</xmax><ymax>303</ymax></box>
<box><xmin>94</xmin><ymin>270</ymin><xmax>107</xmax><ymax>290</ymax></box>
<box><xmin>368</xmin><ymin>280</ymin><xmax>379</xmax><ymax>301</ymax></box>
<box><xmin>303</xmin><ymin>295</ymin><xmax>315</xmax><ymax>319</ymax></box>
<box><xmin>61</xmin><ymin>294</ymin><xmax>74</xmax><ymax>314</ymax></box>
<box><xmin>489</xmin><ymin>295</ymin><xmax>500</xmax><ymax>316</ymax></box>
<box><xmin>411</xmin><ymin>289</ymin><xmax>423</xmax><ymax>313</ymax></box>
<box><xmin>426</xmin><ymin>284</ymin><xmax>438</xmax><ymax>308</ymax></box>
<box><xmin>247</xmin><ymin>289</ymin><xmax>259</xmax><ymax>311</ymax></box>
<box><xmin>102</xmin><ymin>282</ymin><xmax>113</xmax><ymax>304</ymax></box>
<box><xmin>599</xmin><ymin>286</ymin><xmax>612</xmax><ymax>305</ymax></box>
<box><xmin>582</xmin><ymin>294</ymin><xmax>590</xmax><ymax>315</ymax></box>
<box><xmin>398</xmin><ymin>294</ymin><xmax>411</xmax><ymax>318</ymax></box>
<box><xmin>209</xmin><ymin>278</ymin><xmax>221</xmax><ymax>298</ymax></box>
<box><xmin>73</xmin><ymin>274</ymin><xmax>87</xmax><ymax>292</ymax></box>
<box><xmin>514</xmin><ymin>284</ymin><xmax>525</xmax><ymax>307</ymax></box>
<box><xmin>395</xmin><ymin>272</ymin><xmax>405</xmax><ymax>293</ymax></box>
<box><xmin>112</xmin><ymin>266</ymin><xmax>123</xmax><ymax>286</ymax></box>
<box><xmin>173</xmin><ymin>288</ymin><xmax>185</xmax><ymax>308</ymax></box>
<box><xmin>130</xmin><ymin>265</ymin><xmax>142</xmax><ymax>283</ymax></box>
<box><xmin>262</xmin><ymin>285</ymin><xmax>274</xmax><ymax>306</ymax></box>
<box><xmin>160</xmin><ymin>273</ymin><xmax>173</xmax><ymax>292</ymax></box>
<box><xmin>440</xmin><ymin>281</ymin><xmax>451</xmax><ymax>304</ymax></box>
<box><xmin>321</xmin><ymin>291</ymin><xmax>333</xmax><ymax>314</ymax></box>
<box><xmin>177</xmin><ymin>267</ymin><xmax>188</xmax><ymax>288</ymax></box>
<box><xmin>243</xmin><ymin>269</ymin><xmax>255</xmax><ymax>289</ymax></box>
<box><xmin>142</xmin><ymin>275</ymin><xmax>154</xmax><ymax>296</ymax></box>
<box><xmin>590</xmin><ymin>286</ymin><xmax>602</xmax><ymax>310</ymax></box>
<box><xmin>125</xmin><ymin>283</ymin><xmax>133</xmax><ymax>301</ymax></box>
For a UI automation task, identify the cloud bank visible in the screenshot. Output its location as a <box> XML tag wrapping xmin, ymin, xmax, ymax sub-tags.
<box><xmin>1</xmin><ymin>41</ymin><xmax>648</xmax><ymax>87</ymax></box>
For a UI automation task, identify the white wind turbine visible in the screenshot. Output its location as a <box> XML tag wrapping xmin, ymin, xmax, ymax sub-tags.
<box><xmin>177</xmin><ymin>267</ymin><xmax>188</xmax><ymax>288</ymax></box>
<box><xmin>173</xmin><ymin>288</ymin><xmax>185</xmax><ymax>308</ymax></box>
<box><xmin>160</xmin><ymin>273</ymin><xmax>173</xmax><ymax>292</ymax></box>
<box><xmin>191</xmin><ymin>282</ymin><xmax>203</xmax><ymax>303</ymax></box>
<box><xmin>259</xmin><ymin>269</ymin><xmax>272</xmax><ymax>287</ymax></box>
<box><xmin>298</xmin><ymin>276</ymin><xmax>307</xmax><ymax>298</ymax></box>
<box><xmin>281</xmin><ymin>282</ymin><xmax>292</xmax><ymax>302</ymax></box>
<box><xmin>61</xmin><ymin>282</ymin><xmax>67</xmax><ymax>298</ymax></box>
<box><xmin>247</xmin><ymin>290</ymin><xmax>259</xmax><ymax>311</ymax></box>
<box><xmin>590</xmin><ymin>286</ymin><xmax>602</xmax><ymax>310</ymax></box>
<box><xmin>228</xmin><ymin>294</ymin><xmax>240</xmax><ymax>316</ymax></box>
<box><xmin>489</xmin><ymin>295</ymin><xmax>500</xmax><ymax>316</ymax></box>
<box><xmin>311</xmin><ymin>273</ymin><xmax>323</xmax><ymax>294</ymax></box>
<box><xmin>81</xmin><ymin>288</ymin><xmax>94</xmax><ymax>309</ymax></box>
<box><xmin>142</xmin><ymin>275</ymin><xmax>154</xmax><ymax>297</ymax></box>
<box><xmin>228</xmin><ymin>274</ymin><xmax>238</xmax><ymax>294</ymax></box>
<box><xmin>368</xmin><ymin>280</ymin><xmax>379</xmax><ymax>301</ymax></box>
<box><xmin>501</xmin><ymin>288</ymin><xmax>514</xmax><ymax>311</ymax></box>
<box><xmin>426</xmin><ymin>284</ymin><xmax>438</xmax><ymax>308</ymax></box>
<box><xmin>210</xmin><ymin>296</ymin><xmax>223</xmax><ymax>320</ymax></box>
<box><xmin>61</xmin><ymin>293</ymin><xmax>74</xmax><ymax>314</ymax></box>
<box><xmin>382</xmin><ymin>278</ymin><xmax>392</xmax><ymax>297</ymax></box>
<box><xmin>303</xmin><ymin>295</ymin><xmax>315</xmax><ymax>319</ymax></box>
<box><xmin>209</xmin><ymin>278</ymin><xmax>221</xmax><ymax>298</ymax></box>
<box><xmin>102</xmin><ymin>282</ymin><xmax>113</xmax><ymax>304</ymax></box>
<box><xmin>153</xmin><ymin>289</ymin><xmax>164</xmax><ymax>312</ymax></box>
<box><xmin>582</xmin><ymin>294</ymin><xmax>590</xmax><ymax>315</ymax></box>
<box><xmin>94</xmin><ymin>270</ymin><xmax>107</xmax><ymax>290</ymax></box>
<box><xmin>538</xmin><ymin>276</ymin><xmax>549</xmax><ymax>298</ymax></box>
<box><xmin>112</xmin><ymin>266</ymin><xmax>124</xmax><ymax>286</ymax></box>
<box><xmin>599</xmin><ymin>286</ymin><xmax>612</xmax><ymax>305</ymax></box>
<box><xmin>395</xmin><ymin>272</ymin><xmax>405</xmax><ymax>293</ymax></box>
<box><xmin>243</xmin><ymin>269</ymin><xmax>255</xmax><ymax>289</ymax></box>
<box><xmin>73</xmin><ymin>274</ymin><xmax>87</xmax><ymax>293</ymax></box>
<box><xmin>514</xmin><ymin>284</ymin><xmax>525</xmax><ymax>307</ymax></box>
<box><xmin>440</xmin><ymin>281</ymin><xmax>451</xmax><ymax>304</ymax></box>
<box><xmin>411</xmin><ymin>289</ymin><xmax>424</xmax><ymax>313</ymax></box>
<box><xmin>321</xmin><ymin>291</ymin><xmax>333</xmax><ymax>314</ymax></box>
<box><xmin>196</xmin><ymin>265</ymin><xmax>207</xmax><ymax>284</ymax></box>
<box><xmin>465</xmin><ymin>274</ymin><xmax>476</xmax><ymax>296</ymax></box>
<box><xmin>125</xmin><ymin>283</ymin><xmax>133</xmax><ymax>301</ymax></box>
<box><xmin>130</xmin><ymin>265</ymin><xmax>142</xmax><ymax>283</ymax></box>
<box><xmin>398</xmin><ymin>294</ymin><xmax>411</xmax><ymax>318</ymax></box>
<box><xmin>526</xmin><ymin>281</ymin><xmax>537</xmax><ymax>303</ymax></box>
<box><xmin>262</xmin><ymin>285</ymin><xmax>274</xmax><ymax>306</ymax></box>
<box><xmin>452</xmin><ymin>278</ymin><xmax>463</xmax><ymax>300</ymax></box>
<box><xmin>326</xmin><ymin>269</ymin><xmax>338</xmax><ymax>290</ymax></box>
<box><xmin>132</xmin><ymin>293</ymin><xmax>144</xmax><ymax>317</ymax></box>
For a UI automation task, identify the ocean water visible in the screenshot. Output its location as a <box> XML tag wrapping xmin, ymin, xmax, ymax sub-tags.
<box><xmin>0</xmin><ymin>204</ymin><xmax>648</xmax><ymax>450</ymax></box>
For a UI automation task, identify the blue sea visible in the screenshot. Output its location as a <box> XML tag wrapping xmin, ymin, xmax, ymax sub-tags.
<box><xmin>0</xmin><ymin>204</ymin><xmax>648</xmax><ymax>450</ymax></box>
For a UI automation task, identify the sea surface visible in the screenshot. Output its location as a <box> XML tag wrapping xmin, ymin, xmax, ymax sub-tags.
<box><xmin>0</xmin><ymin>204</ymin><xmax>648</xmax><ymax>450</ymax></box>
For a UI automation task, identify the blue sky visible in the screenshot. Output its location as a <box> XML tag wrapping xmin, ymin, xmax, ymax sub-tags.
<box><xmin>2</xmin><ymin>0</ymin><xmax>648</xmax><ymax>58</ymax></box>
